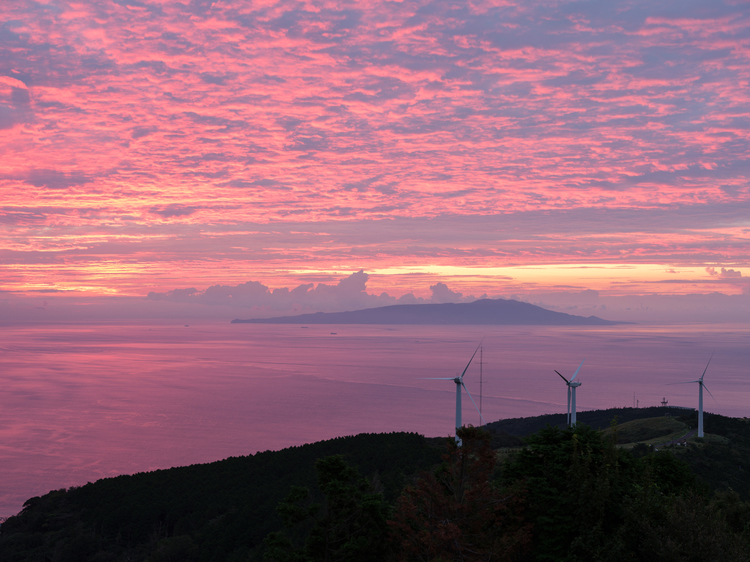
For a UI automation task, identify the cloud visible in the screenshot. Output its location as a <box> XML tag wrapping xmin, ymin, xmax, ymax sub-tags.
<box><xmin>145</xmin><ymin>270</ymin><xmax>473</xmax><ymax>315</ymax></box>
<box><xmin>202</xmin><ymin>280</ymin><xmax>271</xmax><ymax>304</ymax></box>
<box><xmin>0</xmin><ymin>76</ymin><xmax>29</xmax><ymax>89</ymax></box>
<box><xmin>0</xmin><ymin>105</ymin><xmax>21</xmax><ymax>130</ymax></box>
<box><xmin>131</xmin><ymin>126</ymin><xmax>157</xmax><ymax>139</ymax></box>
<box><xmin>25</xmin><ymin>169</ymin><xmax>91</xmax><ymax>189</ymax></box>
<box><xmin>720</xmin><ymin>268</ymin><xmax>742</xmax><ymax>279</ymax></box>
<box><xmin>147</xmin><ymin>287</ymin><xmax>199</xmax><ymax>301</ymax></box>
<box><xmin>707</xmin><ymin>267</ymin><xmax>743</xmax><ymax>279</ymax></box>
<box><xmin>11</xmin><ymin>87</ymin><xmax>30</xmax><ymax>105</ymax></box>
<box><xmin>0</xmin><ymin>77</ymin><xmax>33</xmax><ymax>129</ymax></box>
<box><xmin>1</xmin><ymin>0</ymin><xmax>749</xmax><ymax>316</ymax></box>
<box><xmin>149</xmin><ymin>204</ymin><xmax>200</xmax><ymax>218</ymax></box>
<box><xmin>430</xmin><ymin>282</ymin><xmax>463</xmax><ymax>304</ymax></box>
<box><xmin>144</xmin><ymin>270</ymin><xmax>503</xmax><ymax>319</ymax></box>
<box><xmin>218</xmin><ymin>178</ymin><xmax>289</xmax><ymax>189</ymax></box>
<box><xmin>200</xmin><ymin>72</ymin><xmax>235</xmax><ymax>85</ymax></box>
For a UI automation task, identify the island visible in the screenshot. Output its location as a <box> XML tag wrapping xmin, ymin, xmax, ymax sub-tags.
<box><xmin>232</xmin><ymin>297</ymin><xmax>625</xmax><ymax>325</ymax></box>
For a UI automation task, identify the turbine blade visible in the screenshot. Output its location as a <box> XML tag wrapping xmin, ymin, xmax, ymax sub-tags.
<box><xmin>700</xmin><ymin>352</ymin><xmax>714</xmax><ymax>381</ymax></box>
<box><xmin>555</xmin><ymin>370</ymin><xmax>569</xmax><ymax>383</ymax></box>
<box><xmin>704</xmin><ymin>383</ymin><xmax>719</xmax><ymax>404</ymax></box>
<box><xmin>570</xmin><ymin>359</ymin><xmax>585</xmax><ymax>382</ymax></box>
<box><xmin>422</xmin><ymin>377</ymin><xmax>458</xmax><ymax>380</ymax></box>
<box><xmin>666</xmin><ymin>380</ymin><xmax>701</xmax><ymax>385</ymax></box>
<box><xmin>567</xmin><ymin>386</ymin><xmax>571</xmax><ymax>421</ymax></box>
<box><xmin>462</xmin><ymin>382</ymin><xmax>487</xmax><ymax>426</ymax></box>
<box><xmin>459</xmin><ymin>342</ymin><xmax>483</xmax><ymax>380</ymax></box>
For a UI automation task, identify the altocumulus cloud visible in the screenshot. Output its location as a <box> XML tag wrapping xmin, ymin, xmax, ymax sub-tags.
<box><xmin>1</xmin><ymin>0</ymin><xmax>749</xmax><ymax>313</ymax></box>
<box><xmin>25</xmin><ymin>169</ymin><xmax>91</xmax><ymax>190</ymax></box>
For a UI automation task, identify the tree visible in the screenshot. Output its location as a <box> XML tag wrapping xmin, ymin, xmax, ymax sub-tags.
<box><xmin>617</xmin><ymin>487</ymin><xmax>749</xmax><ymax>562</ymax></box>
<box><xmin>264</xmin><ymin>455</ymin><xmax>390</xmax><ymax>562</ymax></box>
<box><xmin>501</xmin><ymin>424</ymin><xmax>639</xmax><ymax>561</ymax></box>
<box><xmin>500</xmin><ymin>424</ymin><xmax>749</xmax><ymax>562</ymax></box>
<box><xmin>389</xmin><ymin>426</ymin><xmax>530</xmax><ymax>562</ymax></box>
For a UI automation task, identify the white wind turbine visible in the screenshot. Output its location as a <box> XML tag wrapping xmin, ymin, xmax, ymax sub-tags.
<box><xmin>424</xmin><ymin>343</ymin><xmax>487</xmax><ymax>446</ymax></box>
<box><xmin>671</xmin><ymin>354</ymin><xmax>715</xmax><ymax>438</ymax></box>
<box><xmin>555</xmin><ymin>360</ymin><xmax>584</xmax><ymax>427</ymax></box>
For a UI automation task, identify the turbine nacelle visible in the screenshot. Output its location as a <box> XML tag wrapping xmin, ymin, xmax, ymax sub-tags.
<box><xmin>423</xmin><ymin>342</ymin><xmax>486</xmax><ymax>446</ymax></box>
<box><xmin>668</xmin><ymin>353</ymin><xmax>715</xmax><ymax>438</ymax></box>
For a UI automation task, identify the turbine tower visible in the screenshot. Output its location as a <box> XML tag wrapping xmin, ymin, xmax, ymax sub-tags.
<box><xmin>672</xmin><ymin>354</ymin><xmax>715</xmax><ymax>438</ymax></box>
<box><xmin>554</xmin><ymin>360</ymin><xmax>584</xmax><ymax>427</ymax></box>
<box><xmin>424</xmin><ymin>342</ymin><xmax>487</xmax><ymax>446</ymax></box>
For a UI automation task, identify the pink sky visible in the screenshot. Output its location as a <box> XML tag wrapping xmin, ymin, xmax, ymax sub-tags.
<box><xmin>1</xmin><ymin>0</ymin><xmax>749</xmax><ymax>322</ymax></box>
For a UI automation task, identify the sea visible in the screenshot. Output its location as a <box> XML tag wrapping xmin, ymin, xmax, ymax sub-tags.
<box><xmin>1</xmin><ymin>321</ymin><xmax>749</xmax><ymax>518</ymax></box>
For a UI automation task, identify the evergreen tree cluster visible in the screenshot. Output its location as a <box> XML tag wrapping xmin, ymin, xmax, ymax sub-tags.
<box><xmin>0</xmin><ymin>432</ymin><xmax>441</xmax><ymax>561</ymax></box>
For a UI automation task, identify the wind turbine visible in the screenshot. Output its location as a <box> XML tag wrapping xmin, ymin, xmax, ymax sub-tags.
<box><xmin>554</xmin><ymin>360</ymin><xmax>584</xmax><ymax>427</ymax></box>
<box><xmin>670</xmin><ymin>354</ymin><xmax>715</xmax><ymax>437</ymax></box>
<box><xmin>424</xmin><ymin>342</ymin><xmax>487</xmax><ymax>446</ymax></box>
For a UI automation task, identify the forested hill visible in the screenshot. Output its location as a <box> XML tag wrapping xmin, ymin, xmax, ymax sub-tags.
<box><xmin>232</xmin><ymin>297</ymin><xmax>623</xmax><ymax>325</ymax></box>
<box><xmin>3</xmin><ymin>409</ymin><xmax>750</xmax><ymax>561</ymax></box>
<box><xmin>0</xmin><ymin>433</ymin><xmax>442</xmax><ymax>562</ymax></box>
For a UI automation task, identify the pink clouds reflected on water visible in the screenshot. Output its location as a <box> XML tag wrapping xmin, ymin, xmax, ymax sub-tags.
<box><xmin>1</xmin><ymin>321</ymin><xmax>749</xmax><ymax>517</ymax></box>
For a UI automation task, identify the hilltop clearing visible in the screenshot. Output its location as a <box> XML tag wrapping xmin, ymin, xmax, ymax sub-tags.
<box><xmin>485</xmin><ymin>405</ymin><xmax>693</xmax><ymax>435</ymax></box>
<box><xmin>603</xmin><ymin>416</ymin><xmax>689</xmax><ymax>444</ymax></box>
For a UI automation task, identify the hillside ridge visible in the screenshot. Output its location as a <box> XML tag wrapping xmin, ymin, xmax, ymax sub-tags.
<box><xmin>3</xmin><ymin>407</ymin><xmax>749</xmax><ymax>561</ymax></box>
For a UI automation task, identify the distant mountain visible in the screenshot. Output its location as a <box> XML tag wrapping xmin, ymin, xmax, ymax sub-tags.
<box><xmin>231</xmin><ymin>297</ymin><xmax>625</xmax><ymax>325</ymax></box>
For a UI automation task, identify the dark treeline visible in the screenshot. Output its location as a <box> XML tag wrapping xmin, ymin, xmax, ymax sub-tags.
<box><xmin>2</xmin><ymin>410</ymin><xmax>750</xmax><ymax>561</ymax></box>
<box><xmin>266</xmin><ymin>424</ymin><xmax>750</xmax><ymax>562</ymax></box>
<box><xmin>0</xmin><ymin>433</ymin><xmax>442</xmax><ymax>562</ymax></box>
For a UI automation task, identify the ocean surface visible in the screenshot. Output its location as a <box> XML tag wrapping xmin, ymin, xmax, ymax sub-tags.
<box><xmin>1</xmin><ymin>321</ymin><xmax>749</xmax><ymax>518</ymax></box>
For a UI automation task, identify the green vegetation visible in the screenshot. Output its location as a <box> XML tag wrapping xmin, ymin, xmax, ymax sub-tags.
<box><xmin>669</xmin><ymin>412</ymin><xmax>750</xmax><ymax>500</ymax></box>
<box><xmin>3</xmin><ymin>408</ymin><xmax>750</xmax><ymax>561</ymax></box>
<box><xmin>603</xmin><ymin>415</ymin><xmax>688</xmax><ymax>444</ymax></box>
<box><xmin>0</xmin><ymin>432</ymin><xmax>441</xmax><ymax>562</ymax></box>
<box><xmin>497</xmin><ymin>424</ymin><xmax>748</xmax><ymax>561</ymax></box>
<box><xmin>264</xmin><ymin>455</ymin><xmax>391</xmax><ymax>562</ymax></box>
<box><xmin>390</xmin><ymin>426</ymin><xmax>531</xmax><ymax>562</ymax></box>
<box><xmin>485</xmin><ymin>406</ymin><xmax>694</xmax><ymax>436</ymax></box>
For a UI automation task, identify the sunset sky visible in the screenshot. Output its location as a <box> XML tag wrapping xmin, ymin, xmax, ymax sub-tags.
<box><xmin>2</xmin><ymin>0</ymin><xmax>749</xmax><ymax>323</ymax></box>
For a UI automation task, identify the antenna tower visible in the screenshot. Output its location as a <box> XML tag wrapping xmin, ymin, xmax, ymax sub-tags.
<box><xmin>422</xmin><ymin>342</ymin><xmax>486</xmax><ymax>445</ymax></box>
<box><xmin>479</xmin><ymin>345</ymin><xmax>483</xmax><ymax>426</ymax></box>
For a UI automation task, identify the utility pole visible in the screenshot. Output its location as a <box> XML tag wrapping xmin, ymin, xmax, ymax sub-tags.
<box><xmin>479</xmin><ymin>345</ymin><xmax>483</xmax><ymax>426</ymax></box>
